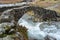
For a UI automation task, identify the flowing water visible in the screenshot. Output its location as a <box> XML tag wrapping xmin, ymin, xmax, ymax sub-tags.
<box><xmin>18</xmin><ymin>14</ymin><xmax>60</xmax><ymax>40</ymax></box>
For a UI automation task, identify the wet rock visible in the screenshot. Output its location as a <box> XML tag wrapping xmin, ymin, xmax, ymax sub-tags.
<box><xmin>0</xmin><ymin>12</ymin><xmax>14</xmax><ymax>23</ymax></box>
<box><xmin>1</xmin><ymin>35</ymin><xmax>14</xmax><ymax>40</ymax></box>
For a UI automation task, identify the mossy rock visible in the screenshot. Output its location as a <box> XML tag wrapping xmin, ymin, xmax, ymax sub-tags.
<box><xmin>16</xmin><ymin>25</ymin><xmax>28</xmax><ymax>40</ymax></box>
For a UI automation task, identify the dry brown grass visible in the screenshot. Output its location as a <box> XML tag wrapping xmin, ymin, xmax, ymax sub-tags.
<box><xmin>29</xmin><ymin>0</ymin><xmax>60</xmax><ymax>8</ymax></box>
<box><xmin>0</xmin><ymin>0</ymin><xmax>23</xmax><ymax>4</ymax></box>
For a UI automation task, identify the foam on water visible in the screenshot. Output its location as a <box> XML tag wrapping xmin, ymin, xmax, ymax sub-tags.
<box><xmin>18</xmin><ymin>14</ymin><xmax>60</xmax><ymax>40</ymax></box>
